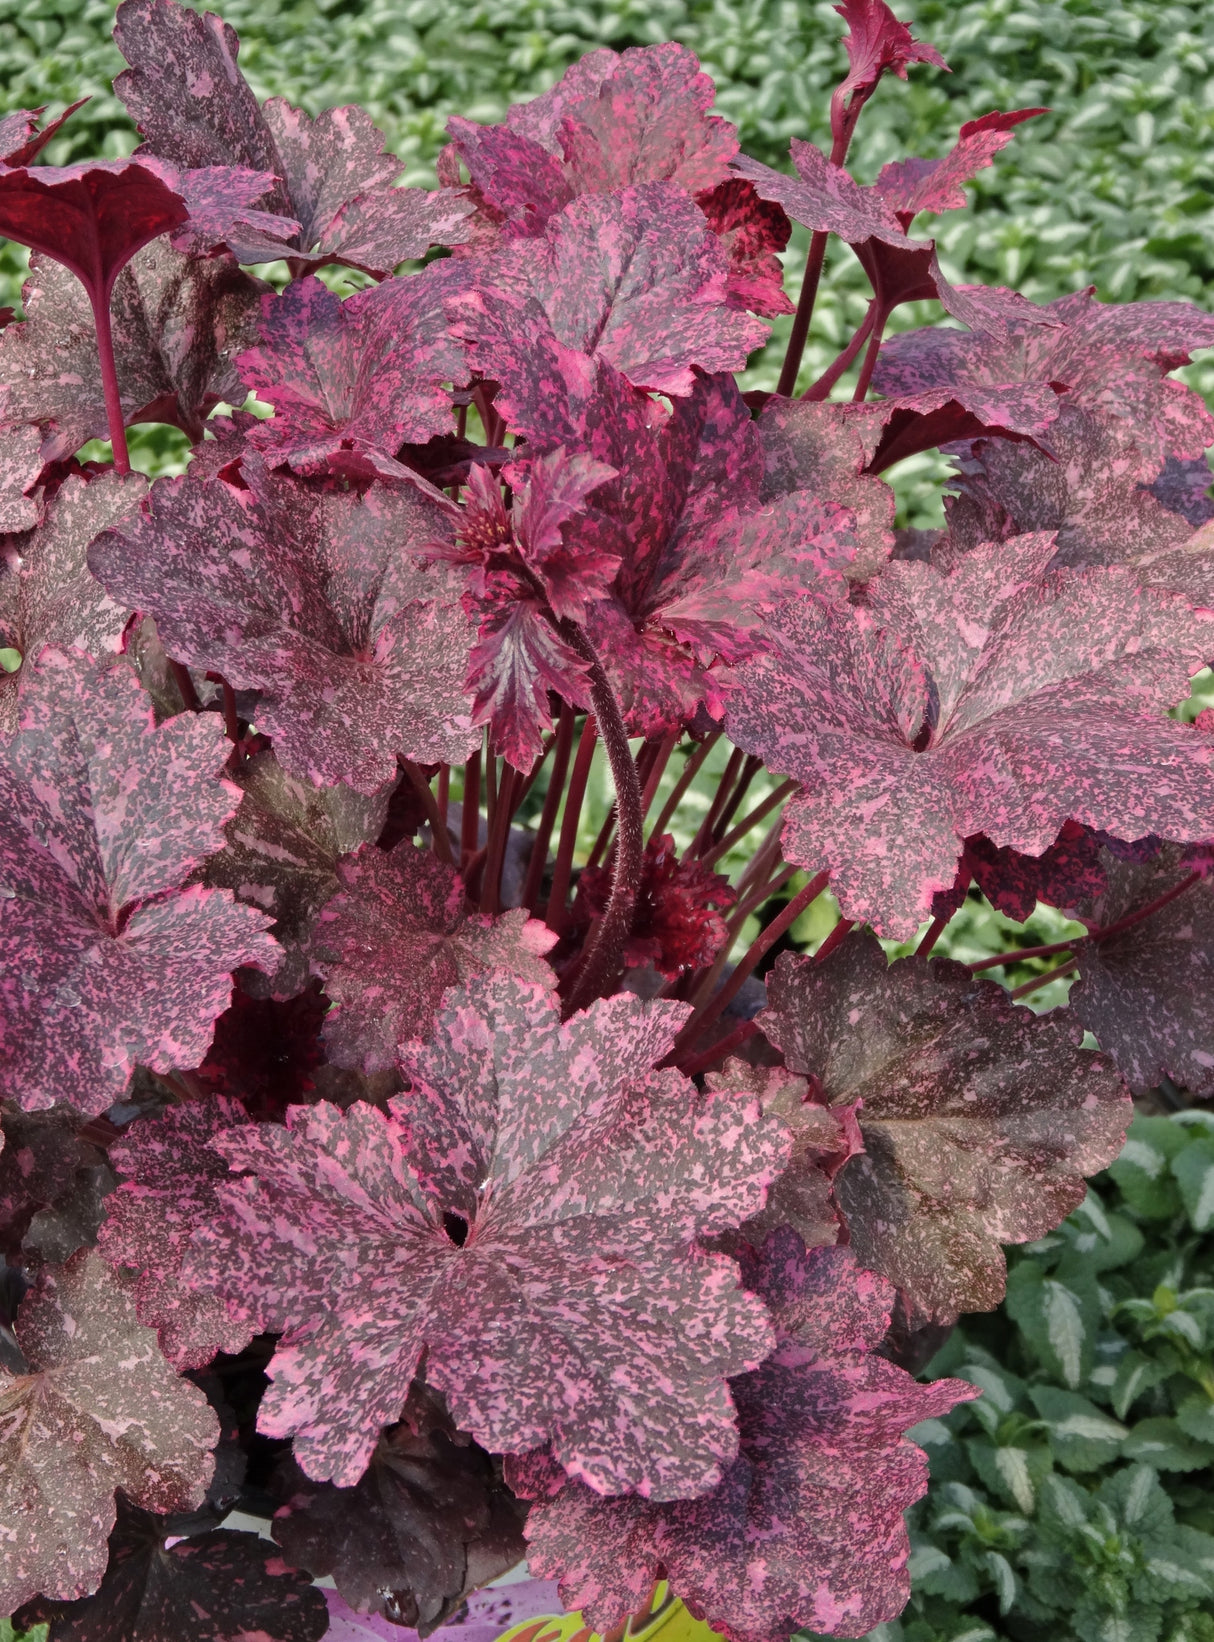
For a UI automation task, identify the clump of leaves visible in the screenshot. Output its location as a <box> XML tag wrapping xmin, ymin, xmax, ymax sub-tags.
<box><xmin>2</xmin><ymin>1</ymin><xmax>1212</xmax><ymax>1638</ymax></box>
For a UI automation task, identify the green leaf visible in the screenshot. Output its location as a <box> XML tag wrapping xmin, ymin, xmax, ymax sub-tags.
<box><xmin>966</xmin><ymin>1436</ymin><xmax>1051</xmax><ymax>1513</ymax></box>
<box><xmin>1108</xmin><ymin>1119</ymin><xmax>1189</xmax><ymax>1221</ymax></box>
<box><xmin>1171</xmin><ymin>1137</ymin><xmax>1214</xmax><ymax>1233</ymax></box>
<box><xmin>1110</xmin><ymin>1350</ymin><xmax>1170</xmax><ymax>1420</ymax></box>
<box><xmin>1007</xmin><ymin>1261</ymin><xmax>1102</xmax><ymax>1389</ymax></box>
<box><xmin>1028</xmin><ymin>1385</ymin><xmax>1128</xmax><ymax>1472</ymax></box>
<box><xmin>1175</xmin><ymin>1394</ymin><xmax>1214</xmax><ymax>1446</ymax></box>
<box><xmin>1122</xmin><ymin>1417</ymin><xmax>1214</xmax><ymax>1472</ymax></box>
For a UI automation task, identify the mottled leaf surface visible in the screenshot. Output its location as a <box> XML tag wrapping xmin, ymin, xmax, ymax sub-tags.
<box><xmin>97</xmin><ymin>1098</ymin><xmax>259</xmax><ymax>1370</ymax></box>
<box><xmin>0</xmin><ymin>470</ymin><xmax>145</xmax><ymax>737</ymax></box>
<box><xmin>697</xmin><ymin>180</ymin><xmax>793</xmax><ymax>317</ymax></box>
<box><xmin>312</xmin><ymin>839</ymin><xmax>557</xmax><ymax>1071</ymax></box>
<box><xmin>183</xmin><ymin>976</ymin><xmax>786</xmax><ymax>1494</ymax></box>
<box><xmin>13</xmin><ymin>1496</ymin><xmax>329</xmax><ymax>1642</ymax></box>
<box><xmin>949</xmin><ymin>820</ymin><xmax>1109</xmax><ymax>923</ymax></box>
<box><xmin>726</xmin><ymin>533</ymin><xmax>1214</xmax><ymax>936</ymax></box>
<box><xmin>89</xmin><ymin>468</ymin><xmax>479</xmax><ymax>793</ymax></box>
<box><xmin>875</xmin><ymin>110</ymin><xmax>1047</xmax><ymax>224</ymax></box>
<box><xmin>0</xmin><ymin>423</ymin><xmax>43</xmax><ymax>532</ymax></box>
<box><xmin>450</xmin><ymin>183</ymin><xmax>767</xmax><ymax>397</ymax></box>
<box><xmin>237</xmin><ymin>270</ymin><xmax>468</xmax><ymax>480</ymax></box>
<box><xmin>0</xmin><ymin>653</ymin><xmax>278</xmax><ymax>1114</ymax></box>
<box><xmin>1071</xmin><ymin>845</ymin><xmax>1214</xmax><ymax>1096</ymax></box>
<box><xmin>0</xmin><ymin>1249</ymin><xmax>218</xmax><ymax>1614</ymax></box>
<box><xmin>271</xmin><ymin>1383</ymin><xmax>526</xmax><ymax>1631</ymax></box>
<box><xmin>762</xmin><ymin>934</ymin><xmax>1132</xmax><ymax>1321</ymax></box>
<box><xmin>0</xmin><ymin>1107</ymin><xmax>110</xmax><ymax>1261</ymax></box>
<box><xmin>512</xmin><ymin>1231</ymin><xmax>974</xmax><ymax>1642</ymax></box>
<box><xmin>734</xmin><ymin>140</ymin><xmax>914</xmax><ymax>257</ymax></box>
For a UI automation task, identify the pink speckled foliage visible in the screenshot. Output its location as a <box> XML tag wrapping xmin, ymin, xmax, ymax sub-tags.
<box><xmin>88</xmin><ymin>465</ymin><xmax>479</xmax><ymax>792</ymax></box>
<box><xmin>5</xmin><ymin>0</ymin><xmax>1214</xmax><ymax>1631</ymax></box>
<box><xmin>762</xmin><ymin>933</ymin><xmax>1132</xmax><ymax>1322</ymax></box>
<box><xmin>727</xmin><ymin>533</ymin><xmax>1214</xmax><ymax>937</ymax></box>
<box><xmin>180</xmin><ymin>976</ymin><xmax>787</xmax><ymax>1493</ymax></box>
<box><xmin>511</xmin><ymin>1230</ymin><xmax>977</xmax><ymax>1642</ymax></box>
<box><xmin>0</xmin><ymin>653</ymin><xmax>278</xmax><ymax>1114</ymax></box>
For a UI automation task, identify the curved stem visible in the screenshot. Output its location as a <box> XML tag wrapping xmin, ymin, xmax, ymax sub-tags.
<box><xmin>814</xmin><ymin>916</ymin><xmax>855</xmax><ymax>964</ymax></box>
<box><xmin>852</xmin><ymin>304</ymin><xmax>890</xmax><ymax>402</ymax></box>
<box><xmin>401</xmin><ymin>760</ymin><xmax>455</xmax><ymax>868</ymax></box>
<box><xmin>560</xmin><ymin>626</ymin><xmax>644</xmax><ymax>1016</ymax></box>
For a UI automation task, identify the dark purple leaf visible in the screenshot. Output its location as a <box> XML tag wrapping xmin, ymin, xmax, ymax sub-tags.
<box><xmin>0</xmin><ymin>469</ymin><xmax>146</xmax><ymax>737</ymax></box>
<box><xmin>696</xmin><ymin>179</ymin><xmax>793</xmax><ymax>316</ymax></box>
<box><xmin>190</xmin><ymin>980</ymin><xmax>328</xmax><ymax>1121</ymax></box>
<box><xmin>97</xmin><ymin>1097</ymin><xmax>259</xmax><ymax>1370</ymax></box>
<box><xmin>88</xmin><ymin>467</ymin><xmax>479</xmax><ymax>793</ymax></box>
<box><xmin>0</xmin><ymin>98</ymin><xmax>89</xmax><ymax>167</ymax></box>
<box><xmin>1146</xmin><ymin>455</ymin><xmax>1214</xmax><ymax>528</ymax></box>
<box><xmin>0</xmin><ymin>651</ymin><xmax>279</xmax><ymax>1114</ymax></box>
<box><xmin>271</xmin><ymin>1382</ymin><xmax>527</xmax><ymax>1632</ymax></box>
<box><xmin>237</xmin><ymin>270</ymin><xmax>468</xmax><ymax>481</ymax></box>
<box><xmin>762</xmin><ymin>933</ymin><xmax>1132</xmax><ymax>1321</ymax></box>
<box><xmin>0</xmin><ymin>1106</ymin><xmax>111</xmax><ymax>1260</ymax></box>
<box><xmin>510</xmin><ymin>1229</ymin><xmax>975</xmax><ymax>1642</ymax></box>
<box><xmin>312</xmin><ymin>838</ymin><xmax>557</xmax><ymax>1072</ymax></box>
<box><xmin>0</xmin><ymin>422</ymin><xmax>45</xmax><ymax>532</ymax></box>
<box><xmin>0</xmin><ymin>1249</ymin><xmax>219</xmax><ymax>1613</ymax></box>
<box><xmin>0</xmin><ymin>246</ymin><xmax>266</xmax><ymax>462</ymax></box>
<box><xmin>725</xmin><ymin>532</ymin><xmax>1214</xmax><ymax>937</ymax></box>
<box><xmin>960</xmin><ymin>820</ymin><xmax>1109</xmax><ymax>922</ymax></box>
<box><xmin>449</xmin><ymin>183</ymin><xmax>767</xmax><ymax>397</ymax></box>
<box><xmin>13</xmin><ymin>1495</ymin><xmax>329</xmax><ymax>1642</ymax></box>
<box><xmin>832</xmin><ymin>0</ymin><xmax>949</xmax><ymax>126</ymax></box>
<box><xmin>1071</xmin><ymin>843</ymin><xmax>1214</xmax><ymax>1096</ymax></box>
<box><xmin>181</xmin><ymin>976</ymin><xmax>788</xmax><ymax>1493</ymax></box>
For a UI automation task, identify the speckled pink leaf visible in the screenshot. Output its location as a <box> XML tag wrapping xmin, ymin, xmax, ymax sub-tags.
<box><xmin>762</xmin><ymin>934</ymin><xmax>1132</xmax><ymax>1322</ymax></box>
<box><xmin>237</xmin><ymin>270</ymin><xmax>467</xmax><ymax>481</ymax></box>
<box><xmin>449</xmin><ymin>183</ymin><xmax>767</xmax><ymax>397</ymax></box>
<box><xmin>88</xmin><ymin>468</ymin><xmax>479</xmax><ymax>793</ymax></box>
<box><xmin>511</xmin><ymin>1229</ymin><xmax>975</xmax><ymax>1642</ymax></box>
<box><xmin>944</xmin><ymin>405</ymin><xmax>1198</xmax><ymax>572</ymax></box>
<box><xmin>0</xmin><ymin>246</ymin><xmax>266</xmax><ymax>463</ymax></box>
<box><xmin>704</xmin><ymin>1061</ymin><xmax>855</xmax><ymax>1253</ymax></box>
<box><xmin>97</xmin><ymin>1098</ymin><xmax>259</xmax><ymax>1370</ymax></box>
<box><xmin>696</xmin><ymin>179</ymin><xmax>793</xmax><ymax>316</ymax></box>
<box><xmin>444</xmin><ymin>43</ymin><xmax>736</xmax><ymax>242</ymax></box>
<box><xmin>271</xmin><ymin>1382</ymin><xmax>526</xmax><ymax>1631</ymax></box>
<box><xmin>182</xmin><ymin>976</ymin><xmax>788</xmax><ymax>1493</ymax></box>
<box><xmin>877</xmin><ymin>290</ymin><xmax>1214</xmax><ymax>469</ymax></box>
<box><xmin>0</xmin><ymin>1248</ymin><xmax>219</xmax><ymax>1614</ymax></box>
<box><xmin>756</xmin><ymin>396</ymin><xmax>895</xmax><ymax>579</ymax></box>
<box><xmin>197</xmin><ymin>746</ymin><xmax>391</xmax><ymax>999</ymax></box>
<box><xmin>734</xmin><ymin>140</ymin><xmax>913</xmax><ymax>255</ymax></box>
<box><xmin>0</xmin><ymin>99</ymin><xmax>88</xmax><ymax>167</ymax></box>
<box><xmin>0</xmin><ymin>651</ymin><xmax>278</xmax><ymax>1114</ymax></box>
<box><xmin>832</xmin><ymin>0</ymin><xmax>948</xmax><ymax>121</ymax></box>
<box><xmin>726</xmin><ymin>533</ymin><xmax>1214</xmax><ymax>937</ymax></box>
<box><xmin>0</xmin><ymin>470</ymin><xmax>146</xmax><ymax>738</ymax></box>
<box><xmin>0</xmin><ymin>423</ymin><xmax>43</xmax><ymax>532</ymax></box>
<box><xmin>874</xmin><ymin>109</ymin><xmax>1047</xmax><ymax>225</ymax></box>
<box><xmin>1071</xmin><ymin>844</ymin><xmax>1214</xmax><ymax>1096</ymax></box>
<box><xmin>950</xmin><ymin>820</ymin><xmax>1108</xmax><ymax>923</ymax></box>
<box><xmin>312</xmin><ymin>839</ymin><xmax>557</xmax><ymax>1072</ymax></box>
<box><xmin>13</xmin><ymin>1495</ymin><xmax>330</xmax><ymax>1642</ymax></box>
<box><xmin>114</xmin><ymin>0</ymin><xmax>467</xmax><ymax>274</ymax></box>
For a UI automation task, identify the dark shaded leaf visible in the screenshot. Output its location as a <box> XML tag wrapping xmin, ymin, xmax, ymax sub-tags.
<box><xmin>761</xmin><ymin>932</ymin><xmax>1131</xmax><ymax>1322</ymax></box>
<box><xmin>182</xmin><ymin>976</ymin><xmax>787</xmax><ymax>1494</ymax></box>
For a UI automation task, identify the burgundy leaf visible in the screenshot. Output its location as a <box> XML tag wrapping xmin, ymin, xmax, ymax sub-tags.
<box><xmin>237</xmin><ymin>270</ymin><xmax>468</xmax><ymax>481</ymax></box>
<box><xmin>704</xmin><ymin>1061</ymin><xmax>858</xmax><ymax>1254</ymax></box>
<box><xmin>312</xmin><ymin>838</ymin><xmax>558</xmax><ymax>1072</ymax></box>
<box><xmin>0</xmin><ymin>469</ymin><xmax>146</xmax><ymax>737</ymax></box>
<box><xmin>195</xmin><ymin>745</ymin><xmax>391</xmax><ymax>999</ymax></box>
<box><xmin>576</xmin><ymin>832</ymin><xmax>735</xmax><ymax>979</ymax></box>
<box><xmin>725</xmin><ymin>532</ymin><xmax>1214</xmax><ymax>937</ymax></box>
<box><xmin>182</xmin><ymin>976</ymin><xmax>787</xmax><ymax>1493</ymax></box>
<box><xmin>734</xmin><ymin>139</ymin><xmax>914</xmax><ymax>257</ymax></box>
<box><xmin>0</xmin><ymin>247</ymin><xmax>266</xmax><ymax>462</ymax></box>
<box><xmin>959</xmin><ymin>820</ymin><xmax>1109</xmax><ymax>923</ymax></box>
<box><xmin>832</xmin><ymin>0</ymin><xmax>948</xmax><ymax>133</ymax></box>
<box><xmin>511</xmin><ymin>1229</ymin><xmax>975</xmax><ymax>1642</ymax></box>
<box><xmin>503</xmin><ymin>447</ymin><xmax>620</xmax><ymax>622</ymax></box>
<box><xmin>270</xmin><ymin>1382</ymin><xmax>527</xmax><ymax>1632</ymax></box>
<box><xmin>696</xmin><ymin>179</ymin><xmax>793</xmax><ymax>317</ymax></box>
<box><xmin>0</xmin><ymin>1249</ymin><xmax>219</xmax><ymax>1614</ymax></box>
<box><xmin>88</xmin><ymin>468</ymin><xmax>479</xmax><ymax>793</ymax></box>
<box><xmin>0</xmin><ymin>1106</ymin><xmax>111</xmax><ymax>1260</ymax></box>
<box><xmin>1071</xmin><ymin>843</ymin><xmax>1214</xmax><ymax>1096</ymax></box>
<box><xmin>0</xmin><ymin>98</ymin><xmax>89</xmax><ymax>167</ymax></box>
<box><xmin>13</xmin><ymin>1495</ymin><xmax>329</xmax><ymax>1642</ymax></box>
<box><xmin>449</xmin><ymin>183</ymin><xmax>767</xmax><ymax>397</ymax></box>
<box><xmin>756</xmin><ymin>396</ymin><xmax>895</xmax><ymax>578</ymax></box>
<box><xmin>191</xmin><ymin>981</ymin><xmax>328</xmax><ymax>1121</ymax></box>
<box><xmin>97</xmin><ymin>1097</ymin><xmax>259</xmax><ymax>1370</ymax></box>
<box><xmin>465</xmin><ymin>595</ymin><xmax>593</xmax><ymax>769</ymax></box>
<box><xmin>876</xmin><ymin>290</ymin><xmax>1214</xmax><ymax>468</ymax></box>
<box><xmin>444</xmin><ymin>43</ymin><xmax>737</xmax><ymax>242</ymax></box>
<box><xmin>0</xmin><ymin>651</ymin><xmax>278</xmax><ymax>1115</ymax></box>
<box><xmin>1147</xmin><ymin>454</ymin><xmax>1214</xmax><ymax>528</ymax></box>
<box><xmin>0</xmin><ymin>422</ymin><xmax>44</xmax><ymax>532</ymax></box>
<box><xmin>762</xmin><ymin>933</ymin><xmax>1132</xmax><ymax>1321</ymax></box>
<box><xmin>165</xmin><ymin>163</ymin><xmax>302</xmax><ymax>264</ymax></box>
<box><xmin>114</xmin><ymin>0</ymin><xmax>469</xmax><ymax>274</ymax></box>
<box><xmin>874</xmin><ymin>109</ymin><xmax>1048</xmax><ymax>225</ymax></box>
<box><xmin>944</xmin><ymin>405</ymin><xmax>1199</xmax><ymax>572</ymax></box>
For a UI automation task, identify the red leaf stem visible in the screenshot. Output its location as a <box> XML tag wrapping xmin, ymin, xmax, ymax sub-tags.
<box><xmin>436</xmin><ymin>764</ymin><xmax>450</xmax><ymax>831</ymax></box>
<box><xmin>546</xmin><ymin>713</ymin><xmax>597</xmax><ymax>932</ymax></box>
<box><xmin>814</xmin><ymin>916</ymin><xmax>856</xmax><ymax>963</ymax></box>
<box><xmin>703</xmin><ymin>754</ymin><xmax>765</xmax><ymax>854</ymax></box>
<box><xmin>803</xmin><ymin>301</ymin><xmax>877</xmax><ymax>401</ymax></box>
<box><xmin>688</xmin><ymin>745</ymin><xmax>746</xmax><ymax>857</ymax></box>
<box><xmin>1010</xmin><ymin>958</ymin><xmax>1078</xmax><ymax>1000</ymax></box>
<box><xmin>401</xmin><ymin>760</ymin><xmax>456</xmax><ymax>868</ymax></box>
<box><xmin>460</xmin><ymin>748</ymin><xmax>481</xmax><ymax>871</ymax></box>
<box><xmin>677</xmin><ymin>1016</ymin><xmax>759</xmax><ymax>1077</ymax></box>
<box><xmin>648</xmin><ymin>733</ymin><xmax>721</xmax><ymax>841</ymax></box>
<box><xmin>700</xmin><ymin>778</ymin><xmax>799</xmax><ymax>871</ymax></box>
<box><xmin>167</xmin><ymin>657</ymin><xmax>201</xmax><ymax>712</ymax></box>
<box><xmin>480</xmin><ymin>762</ymin><xmax>517</xmax><ymax>916</ymax></box>
<box><xmin>968</xmin><ymin>937</ymin><xmax>1077</xmax><ymax>972</ymax></box>
<box><xmin>776</xmin><ymin>230</ymin><xmax>831</xmax><ymax>399</ymax></box>
<box><xmin>484</xmin><ymin>735</ymin><xmax>498</xmax><ymax>834</ymax></box>
<box><xmin>1091</xmin><ymin>868</ymin><xmax>1202</xmax><ymax>943</ymax></box>
<box><xmin>640</xmin><ymin>730</ymin><xmax>682</xmax><ymax>823</ymax></box>
<box><xmin>523</xmin><ymin>700</ymin><xmax>576</xmax><ymax>912</ymax></box>
<box><xmin>915</xmin><ymin>913</ymin><xmax>949</xmax><ymax>958</ymax></box>
<box><xmin>851</xmin><ymin>306</ymin><xmax>889</xmax><ymax>400</ymax></box>
<box><xmin>89</xmin><ymin>283</ymin><xmax>131</xmax><ymax>474</ymax></box>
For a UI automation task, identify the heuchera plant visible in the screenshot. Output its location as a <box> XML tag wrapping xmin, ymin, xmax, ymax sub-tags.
<box><xmin>2</xmin><ymin>1</ymin><xmax>1213</xmax><ymax>1637</ymax></box>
